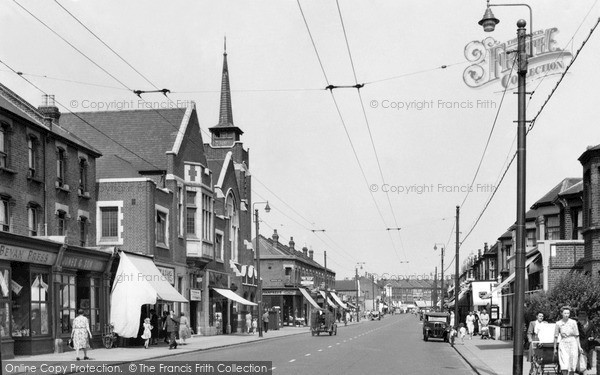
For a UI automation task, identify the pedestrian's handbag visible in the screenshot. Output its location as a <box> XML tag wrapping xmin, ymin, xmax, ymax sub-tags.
<box><xmin>577</xmin><ymin>353</ymin><xmax>587</xmax><ymax>373</ymax></box>
<box><xmin>68</xmin><ymin>339</ymin><xmax>74</xmax><ymax>349</ymax></box>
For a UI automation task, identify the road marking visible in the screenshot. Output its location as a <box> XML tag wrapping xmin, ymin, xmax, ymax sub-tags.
<box><xmin>328</xmin><ymin>345</ymin><xmax>332</xmax><ymax>348</ymax></box>
<box><xmin>305</xmin><ymin>353</ymin><xmax>311</xmax><ymax>357</ymax></box>
<box><xmin>336</xmin><ymin>343</ymin><xmax>340</xmax><ymax>345</ymax></box>
<box><xmin>289</xmin><ymin>359</ymin><xmax>296</xmax><ymax>363</ymax></box>
<box><xmin>271</xmin><ymin>368</ymin><xmax>276</xmax><ymax>371</ymax></box>
<box><xmin>318</xmin><ymin>349</ymin><xmax>323</xmax><ymax>352</ymax></box>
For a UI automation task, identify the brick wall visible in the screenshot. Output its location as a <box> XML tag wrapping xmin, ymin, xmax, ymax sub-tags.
<box><xmin>548</xmin><ymin>243</ymin><xmax>585</xmax><ymax>290</ymax></box>
<box><xmin>581</xmin><ymin>150</ymin><xmax>600</xmax><ymax>275</ymax></box>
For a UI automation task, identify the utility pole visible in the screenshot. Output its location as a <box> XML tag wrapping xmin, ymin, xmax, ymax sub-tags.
<box><xmin>372</xmin><ymin>274</ymin><xmax>375</xmax><ymax>311</ymax></box>
<box><xmin>355</xmin><ymin>266</ymin><xmax>360</xmax><ymax>322</ymax></box>
<box><xmin>324</xmin><ymin>251</ymin><xmax>328</xmax><ymax>311</ymax></box>
<box><xmin>454</xmin><ymin>206</ymin><xmax>460</xmax><ymax>327</ymax></box>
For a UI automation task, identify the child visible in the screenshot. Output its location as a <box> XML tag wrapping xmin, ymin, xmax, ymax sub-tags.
<box><xmin>449</xmin><ymin>325</ymin><xmax>458</xmax><ymax>346</ymax></box>
<box><xmin>251</xmin><ymin>318</ymin><xmax>257</xmax><ymax>334</ymax></box>
<box><xmin>142</xmin><ymin>318</ymin><xmax>153</xmax><ymax>349</ymax></box>
<box><xmin>458</xmin><ymin>323</ymin><xmax>467</xmax><ymax>344</ymax></box>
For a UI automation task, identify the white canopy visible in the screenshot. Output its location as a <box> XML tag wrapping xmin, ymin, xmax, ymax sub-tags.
<box><xmin>110</xmin><ymin>252</ymin><xmax>187</xmax><ymax>338</ymax></box>
<box><xmin>299</xmin><ymin>288</ymin><xmax>323</xmax><ymax>310</ymax></box>
<box><xmin>330</xmin><ymin>291</ymin><xmax>349</xmax><ymax>309</ymax></box>
<box><xmin>213</xmin><ymin>288</ymin><xmax>257</xmax><ymax>306</ymax></box>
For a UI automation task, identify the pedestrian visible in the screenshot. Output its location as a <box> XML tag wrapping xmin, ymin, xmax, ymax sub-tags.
<box><xmin>262</xmin><ymin>310</ymin><xmax>269</xmax><ymax>333</ymax></box>
<box><xmin>141</xmin><ymin>317</ymin><xmax>152</xmax><ymax>349</ymax></box>
<box><xmin>251</xmin><ymin>318</ymin><xmax>257</xmax><ymax>334</ymax></box>
<box><xmin>450</xmin><ymin>311</ymin><xmax>455</xmax><ymax>327</ymax></box>
<box><xmin>527</xmin><ymin>312</ymin><xmax>546</xmax><ymax>373</ymax></box>
<box><xmin>71</xmin><ymin>309</ymin><xmax>92</xmax><ymax>361</ymax></box>
<box><xmin>164</xmin><ymin>310</ymin><xmax>179</xmax><ymax>349</ymax></box>
<box><xmin>465</xmin><ymin>311</ymin><xmax>475</xmax><ymax>340</ymax></box>
<box><xmin>576</xmin><ymin>310</ymin><xmax>597</xmax><ymax>375</ymax></box>
<box><xmin>458</xmin><ymin>323</ymin><xmax>467</xmax><ymax>344</ymax></box>
<box><xmin>553</xmin><ymin>306</ymin><xmax>583</xmax><ymax>375</ymax></box>
<box><xmin>473</xmin><ymin>310</ymin><xmax>480</xmax><ymax>336</ymax></box>
<box><xmin>161</xmin><ymin>311</ymin><xmax>169</xmax><ymax>344</ymax></box>
<box><xmin>479</xmin><ymin>309</ymin><xmax>490</xmax><ymax>339</ymax></box>
<box><xmin>178</xmin><ymin>312</ymin><xmax>191</xmax><ymax>345</ymax></box>
<box><xmin>149</xmin><ymin>309</ymin><xmax>159</xmax><ymax>345</ymax></box>
<box><xmin>245</xmin><ymin>313</ymin><xmax>252</xmax><ymax>334</ymax></box>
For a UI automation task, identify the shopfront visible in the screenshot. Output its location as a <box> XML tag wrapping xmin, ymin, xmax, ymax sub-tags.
<box><xmin>0</xmin><ymin>233</ymin><xmax>113</xmax><ymax>358</ymax></box>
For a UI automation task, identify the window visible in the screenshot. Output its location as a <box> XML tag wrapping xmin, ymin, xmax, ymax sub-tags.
<box><xmin>0</xmin><ymin>267</ymin><xmax>11</xmax><ymax>338</ymax></box>
<box><xmin>28</xmin><ymin>205</ymin><xmax>39</xmax><ymax>236</ymax></box>
<box><xmin>78</xmin><ymin>158</ymin><xmax>88</xmax><ymax>194</ymax></box>
<box><xmin>156</xmin><ymin>210</ymin><xmax>167</xmax><ymax>245</ymax></box>
<box><xmin>100</xmin><ymin>207</ymin><xmax>118</xmax><ymax>239</ymax></box>
<box><xmin>202</xmin><ymin>193</ymin><xmax>213</xmax><ymax>241</ymax></box>
<box><xmin>545</xmin><ymin>215</ymin><xmax>560</xmax><ymax>240</ymax></box>
<box><xmin>0</xmin><ymin>124</ymin><xmax>8</xmax><ymax>168</ymax></box>
<box><xmin>28</xmin><ymin>137</ymin><xmax>39</xmax><ymax>179</ymax></box>
<box><xmin>0</xmin><ymin>197</ymin><xmax>9</xmax><ymax>232</ymax></box>
<box><xmin>215</xmin><ymin>232</ymin><xmax>224</xmax><ymax>261</ymax></box>
<box><xmin>79</xmin><ymin>217</ymin><xmax>88</xmax><ymax>246</ymax></box>
<box><xmin>226</xmin><ymin>194</ymin><xmax>238</xmax><ymax>262</ymax></box>
<box><xmin>77</xmin><ymin>276</ymin><xmax>100</xmax><ymax>333</ymax></box>
<box><xmin>573</xmin><ymin>209</ymin><xmax>583</xmax><ymax>240</ymax></box>
<box><xmin>526</xmin><ymin>229</ymin><xmax>536</xmax><ymax>247</ymax></box>
<box><xmin>57</xmin><ymin>211</ymin><xmax>67</xmax><ymax>236</ymax></box>
<box><xmin>56</xmin><ymin>147</ymin><xmax>66</xmax><ymax>187</ymax></box>
<box><xmin>186</xmin><ymin>191</ymin><xmax>196</xmax><ymax>236</ymax></box>
<box><xmin>58</xmin><ymin>275</ymin><xmax>76</xmax><ymax>334</ymax></box>
<box><xmin>178</xmin><ymin>186</ymin><xmax>184</xmax><ymax>237</ymax></box>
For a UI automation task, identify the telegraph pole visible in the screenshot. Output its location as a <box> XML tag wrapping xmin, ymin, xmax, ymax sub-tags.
<box><xmin>454</xmin><ymin>206</ymin><xmax>460</xmax><ymax>326</ymax></box>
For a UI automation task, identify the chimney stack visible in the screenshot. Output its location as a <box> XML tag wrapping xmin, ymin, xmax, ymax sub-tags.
<box><xmin>302</xmin><ymin>246</ymin><xmax>308</xmax><ymax>257</ymax></box>
<box><xmin>272</xmin><ymin>229</ymin><xmax>279</xmax><ymax>243</ymax></box>
<box><xmin>308</xmin><ymin>249</ymin><xmax>313</xmax><ymax>259</ymax></box>
<box><xmin>484</xmin><ymin>242</ymin><xmax>488</xmax><ymax>253</ymax></box>
<box><xmin>289</xmin><ymin>237</ymin><xmax>295</xmax><ymax>250</ymax></box>
<box><xmin>38</xmin><ymin>94</ymin><xmax>61</xmax><ymax>125</ymax></box>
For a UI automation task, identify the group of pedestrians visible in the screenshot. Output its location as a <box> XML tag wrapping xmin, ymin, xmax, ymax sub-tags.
<box><xmin>526</xmin><ymin>306</ymin><xmax>597</xmax><ymax>375</ymax></box>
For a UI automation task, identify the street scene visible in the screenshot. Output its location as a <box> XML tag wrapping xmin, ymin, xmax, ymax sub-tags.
<box><xmin>1</xmin><ymin>0</ymin><xmax>600</xmax><ymax>374</ymax></box>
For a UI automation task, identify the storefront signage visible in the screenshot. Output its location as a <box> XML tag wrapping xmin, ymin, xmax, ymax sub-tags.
<box><xmin>190</xmin><ymin>289</ymin><xmax>201</xmax><ymax>301</ymax></box>
<box><xmin>263</xmin><ymin>290</ymin><xmax>299</xmax><ymax>295</ymax></box>
<box><xmin>301</xmin><ymin>276</ymin><xmax>314</xmax><ymax>287</ymax></box>
<box><xmin>157</xmin><ymin>266</ymin><xmax>175</xmax><ymax>285</ymax></box>
<box><xmin>0</xmin><ymin>243</ymin><xmax>56</xmax><ymax>265</ymax></box>
<box><xmin>62</xmin><ymin>255</ymin><xmax>105</xmax><ymax>271</ymax></box>
<box><xmin>463</xmin><ymin>27</ymin><xmax>572</xmax><ymax>89</ymax></box>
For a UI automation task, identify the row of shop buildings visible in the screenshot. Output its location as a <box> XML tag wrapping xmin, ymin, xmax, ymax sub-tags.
<box><xmin>449</xmin><ymin>145</ymin><xmax>600</xmax><ymax>326</ymax></box>
<box><xmin>0</xmin><ymin>47</ymin><xmax>338</xmax><ymax>358</ymax></box>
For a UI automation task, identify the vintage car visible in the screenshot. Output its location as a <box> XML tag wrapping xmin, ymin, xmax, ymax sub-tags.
<box><xmin>370</xmin><ymin>311</ymin><xmax>381</xmax><ymax>320</ymax></box>
<box><xmin>422</xmin><ymin>312</ymin><xmax>451</xmax><ymax>342</ymax></box>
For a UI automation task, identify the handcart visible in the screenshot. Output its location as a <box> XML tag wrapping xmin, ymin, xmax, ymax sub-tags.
<box><xmin>311</xmin><ymin>310</ymin><xmax>337</xmax><ymax>336</ymax></box>
<box><xmin>102</xmin><ymin>323</ymin><xmax>118</xmax><ymax>349</ymax></box>
<box><xmin>529</xmin><ymin>323</ymin><xmax>559</xmax><ymax>375</ymax></box>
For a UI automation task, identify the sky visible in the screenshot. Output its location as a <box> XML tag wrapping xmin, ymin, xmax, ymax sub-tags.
<box><xmin>1</xmin><ymin>0</ymin><xmax>599</xmax><ymax>281</ymax></box>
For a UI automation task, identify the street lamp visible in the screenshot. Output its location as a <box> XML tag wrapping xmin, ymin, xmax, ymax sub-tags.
<box><xmin>478</xmin><ymin>3</ymin><xmax>531</xmax><ymax>374</ymax></box>
<box><xmin>253</xmin><ymin>201</ymin><xmax>270</xmax><ymax>337</ymax></box>
<box><xmin>433</xmin><ymin>243</ymin><xmax>445</xmax><ymax>311</ymax></box>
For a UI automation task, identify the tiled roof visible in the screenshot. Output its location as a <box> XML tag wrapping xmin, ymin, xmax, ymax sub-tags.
<box><xmin>61</xmin><ymin>108</ymin><xmax>190</xmax><ymax>174</ymax></box>
<box><xmin>334</xmin><ymin>279</ymin><xmax>356</xmax><ymax>291</ymax></box>
<box><xmin>578</xmin><ymin>144</ymin><xmax>600</xmax><ymax>164</ymax></box>
<box><xmin>254</xmin><ymin>235</ymin><xmax>330</xmax><ymax>272</ymax></box>
<box><xmin>531</xmin><ymin>178</ymin><xmax>582</xmax><ymax>209</ymax></box>
<box><xmin>96</xmin><ymin>155</ymin><xmax>140</xmax><ymax>179</ymax></box>
<box><xmin>558</xmin><ymin>180</ymin><xmax>583</xmax><ymax>197</ymax></box>
<box><xmin>0</xmin><ymin>83</ymin><xmax>101</xmax><ymax>155</ymax></box>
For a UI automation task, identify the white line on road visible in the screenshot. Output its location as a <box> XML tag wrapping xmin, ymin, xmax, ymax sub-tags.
<box><xmin>328</xmin><ymin>345</ymin><xmax>332</xmax><ymax>348</ymax></box>
<box><xmin>289</xmin><ymin>359</ymin><xmax>296</xmax><ymax>363</ymax></box>
<box><xmin>318</xmin><ymin>349</ymin><xmax>323</xmax><ymax>352</ymax></box>
<box><xmin>305</xmin><ymin>353</ymin><xmax>311</xmax><ymax>357</ymax></box>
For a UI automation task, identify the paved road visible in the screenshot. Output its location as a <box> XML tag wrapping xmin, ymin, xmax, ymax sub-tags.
<box><xmin>165</xmin><ymin>315</ymin><xmax>475</xmax><ymax>375</ymax></box>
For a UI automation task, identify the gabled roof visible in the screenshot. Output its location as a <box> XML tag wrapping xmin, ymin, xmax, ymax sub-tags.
<box><xmin>530</xmin><ymin>178</ymin><xmax>582</xmax><ymax>209</ymax></box>
<box><xmin>0</xmin><ymin>83</ymin><xmax>101</xmax><ymax>156</ymax></box>
<box><xmin>558</xmin><ymin>180</ymin><xmax>583</xmax><ymax>197</ymax></box>
<box><xmin>254</xmin><ymin>234</ymin><xmax>331</xmax><ymax>272</ymax></box>
<box><xmin>61</xmin><ymin>106</ymin><xmax>195</xmax><ymax>176</ymax></box>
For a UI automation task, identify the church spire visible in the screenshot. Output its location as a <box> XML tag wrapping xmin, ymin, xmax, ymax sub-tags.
<box><xmin>218</xmin><ymin>36</ymin><xmax>234</xmax><ymax>127</ymax></box>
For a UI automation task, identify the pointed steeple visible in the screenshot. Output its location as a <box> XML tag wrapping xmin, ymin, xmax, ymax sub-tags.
<box><xmin>210</xmin><ymin>37</ymin><xmax>244</xmax><ymax>146</ymax></box>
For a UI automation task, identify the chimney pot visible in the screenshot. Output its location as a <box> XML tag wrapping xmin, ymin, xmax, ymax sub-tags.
<box><xmin>38</xmin><ymin>94</ymin><xmax>61</xmax><ymax>125</ymax></box>
<box><xmin>302</xmin><ymin>246</ymin><xmax>308</xmax><ymax>256</ymax></box>
<box><xmin>309</xmin><ymin>250</ymin><xmax>313</xmax><ymax>259</ymax></box>
<box><xmin>289</xmin><ymin>237</ymin><xmax>295</xmax><ymax>250</ymax></box>
<box><xmin>272</xmin><ymin>229</ymin><xmax>279</xmax><ymax>243</ymax></box>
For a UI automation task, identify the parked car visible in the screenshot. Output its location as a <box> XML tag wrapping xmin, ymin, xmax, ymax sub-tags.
<box><xmin>370</xmin><ymin>311</ymin><xmax>381</xmax><ymax>320</ymax></box>
<box><xmin>422</xmin><ymin>312</ymin><xmax>451</xmax><ymax>342</ymax></box>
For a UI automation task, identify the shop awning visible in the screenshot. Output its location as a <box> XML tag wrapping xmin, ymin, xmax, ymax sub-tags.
<box><xmin>492</xmin><ymin>253</ymin><xmax>540</xmax><ymax>294</ymax></box>
<box><xmin>319</xmin><ymin>290</ymin><xmax>336</xmax><ymax>307</ymax></box>
<box><xmin>330</xmin><ymin>291</ymin><xmax>349</xmax><ymax>310</ymax></box>
<box><xmin>299</xmin><ymin>288</ymin><xmax>323</xmax><ymax>310</ymax></box>
<box><xmin>110</xmin><ymin>251</ymin><xmax>187</xmax><ymax>338</ymax></box>
<box><xmin>213</xmin><ymin>288</ymin><xmax>257</xmax><ymax>306</ymax></box>
<box><xmin>447</xmin><ymin>290</ymin><xmax>468</xmax><ymax>308</ymax></box>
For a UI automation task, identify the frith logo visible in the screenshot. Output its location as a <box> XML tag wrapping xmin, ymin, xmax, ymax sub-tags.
<box><xmin>463</xmin><ymin>27</ymin><xmax>572</xmax><ymax>89</ymax></box>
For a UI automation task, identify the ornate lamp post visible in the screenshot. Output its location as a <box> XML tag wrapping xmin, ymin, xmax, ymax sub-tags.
<box><xmin>478</xmin><ymin>3</ymin><xmax>532</xmax><ymax>374</ymax></box>
<box><xmin>253</xmin><ymin>201</ymin><xmax>270</xmax><ymax>337</ymax></box>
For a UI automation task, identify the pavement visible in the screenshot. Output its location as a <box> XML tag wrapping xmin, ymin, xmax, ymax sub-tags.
<box><xmin>452</xmin><ymin>333</ymin><xmax>598</xmax><ymax>375</ymax></box>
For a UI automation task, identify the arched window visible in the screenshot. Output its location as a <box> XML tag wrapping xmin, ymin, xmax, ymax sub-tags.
<box><xmin>226</xmin><ymin>193</ymin><xmax>239</xmax><ymax>262</ymax></box>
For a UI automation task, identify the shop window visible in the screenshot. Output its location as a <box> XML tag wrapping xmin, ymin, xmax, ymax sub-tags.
<box><xmin>0</xmin><ymin>267</ymin><xmax>11</xmax><ymax>338</ymax></box>
<box><xmin>58</xmin><ymin>275</ymin><xmax>76</xmax><ymax>334</ymax></box>
<box><xmin>11</xmin><ymin>269</ymin><xmax>49</xmax><ymax>337</ymax></box>
<box><xmin>77</xmin><ymin>276</ymin><xmax>100</xmax><ymax>333</ymax></box>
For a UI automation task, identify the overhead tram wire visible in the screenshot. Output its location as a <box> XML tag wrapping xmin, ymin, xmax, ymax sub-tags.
<box><xmin>335</xmin><ymin>0</ymin><xmax>407</xmax><ymax>261</ymax></box>
<box><xmin>458</xmin><ymin>18</ymin><xmax>600</xmax><ymax>247</ymax></box>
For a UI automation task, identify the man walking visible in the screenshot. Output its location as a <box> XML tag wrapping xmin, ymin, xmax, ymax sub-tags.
<box><xmin>262</xmin><ymin>310</ymin><xmax>269</xmax><ymax>333</ymax></box>
<box><xmin>165</xmin><ymin>310</ymin><xmax>179</xmax><ymax>349</ymax></box>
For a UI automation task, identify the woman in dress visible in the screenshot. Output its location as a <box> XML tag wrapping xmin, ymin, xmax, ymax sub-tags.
<box><xmin>71</xmin><ymin>309</ymin><xmax>92</xmax><ymax>360</ymax></box>
<box><xmin>465</xmin><ymin>311</ymin><xmax>475</xmax><ymax>340</ymax></box>
<box><xmin>554</xmin><ymin>306</ymin><xmax>583</xmax><ymax>375</ymax></box>
<box><xmin>178</xmin><ymin>312</ymin><xmax>191</xmax><ymax>345</ymax></box>
<box><xmin>141</xmin><ymin>317</ymin><xmax>152</xmax><ymax>349</ymax></box>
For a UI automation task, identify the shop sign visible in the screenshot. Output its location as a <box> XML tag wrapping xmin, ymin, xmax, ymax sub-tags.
<box><xmin>0</xmin><ymin>243</ymin><xmax>56</xmax><ymax>265</ymax></box>
<box><xmin>263</xmin><ymin>290</ymin><xmax>299</xmax><ymax>295</ymax></box>
<box><xmin>301</xmin><ymin>276</ymin><xmax>314</xmax><ymax>287</ymax></box>
<box><xmin>62</xmin><ymin>255</ymin><xmax>105</xmax><ymax>271</ymax></box>
<box><xmin>190</xmin><ymin>289</ymin><xmax>201</xmax><ymax>301</ymax></box>
<box><xmin>157</xmin><ymin>266</ymin><xmax>175</xmax><ymax>285</ymax></box>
